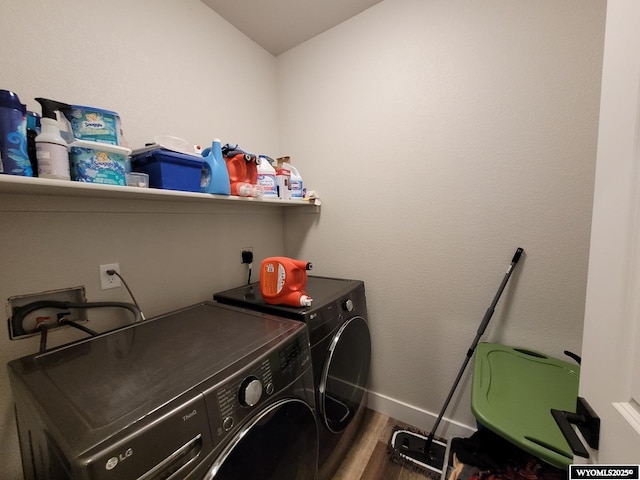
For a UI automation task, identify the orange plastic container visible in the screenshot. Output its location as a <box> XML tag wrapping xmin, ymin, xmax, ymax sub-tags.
<box><xmin>225</xmin><ymin>151</ymin><xmax>260</xmax><ymax>197</ymax></box>
<box><xmin>260</xmin><ymin>257</ymin><xmax>313</xmax><ymax>307</ymax></box>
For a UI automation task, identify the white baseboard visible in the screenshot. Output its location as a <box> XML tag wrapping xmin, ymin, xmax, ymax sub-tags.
<box><xmin>366</xmin><ymin>390</ymin><xmax>476</xmax><ymax>440</ymax></box>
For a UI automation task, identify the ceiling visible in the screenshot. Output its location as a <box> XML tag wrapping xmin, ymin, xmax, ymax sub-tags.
<box><xmin>201</xmin><ymin>0</ymin><xmax>383</xmax><ymax>56</ymax></box>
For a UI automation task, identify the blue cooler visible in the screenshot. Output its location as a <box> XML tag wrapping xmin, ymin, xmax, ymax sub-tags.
<box><xmin>131</xmin><ymin>145</ymin><xmax>204</xmax><ymax>192</ymax></box>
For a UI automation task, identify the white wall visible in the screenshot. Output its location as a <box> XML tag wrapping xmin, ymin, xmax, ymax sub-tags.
<box><xmin>0</xmin><ymin>1</ymin><xmax>284</xmax><ymax>478</ymax></box>
<box><xmin>280</xmin><ymin>0</ymin><xmax>606</xmax><ymax>434</ymax></box>
<box><xmin>1</xmin><ymin>1</ymin><xmax>280</xmax><ymax>151</ymax></box>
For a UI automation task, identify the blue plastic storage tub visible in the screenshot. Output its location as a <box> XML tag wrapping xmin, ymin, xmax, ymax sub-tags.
<box><xmin>131</xmin><ymin>146</ymin><xmax>203</xmax><ymax>192</ymax></box>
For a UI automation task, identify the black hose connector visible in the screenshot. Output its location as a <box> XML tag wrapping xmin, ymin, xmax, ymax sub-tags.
<box><xmin>59</xmin><ymin>319</ymin><xmax>99</xmax><ymax>336</ymax></box>
<box><xmin>38</xmin><ymin>323</ymin><xmax>49</xmax><ymax>353</ymax></box>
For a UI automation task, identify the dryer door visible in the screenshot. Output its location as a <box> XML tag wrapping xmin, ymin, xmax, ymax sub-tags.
<box><xmin>319</xmin><ymin>316</ymin><xmax>371</xmax><ymax>433</ymax></box>
<box><xmin>203</xmin><ymin>398</ymin><xmax>318</xmax><ymax>480</ymax></box>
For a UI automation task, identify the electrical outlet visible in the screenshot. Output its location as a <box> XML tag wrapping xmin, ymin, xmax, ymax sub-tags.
<box><xmin>241</xmin><ymin>247</ymin><xmax>253</xmax><ymax>264</ymax></box>
<box><xmin>99</xmin><ymin>263</ymin><xmax>122</xmax><ymax>290</ymax></box>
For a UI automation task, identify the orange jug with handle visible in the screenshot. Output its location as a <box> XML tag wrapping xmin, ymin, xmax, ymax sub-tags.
<box><xmin>222</xmin><ymin>144</ymin><xmax>260</xmax><ymax>197</ymax></box>
<box><xmin>260</xmin><ymin>257</ymin><xmax>313</xmax><ymax>307</ymax></box>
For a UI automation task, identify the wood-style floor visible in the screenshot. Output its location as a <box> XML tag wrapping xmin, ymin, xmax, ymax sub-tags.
<box><xmin>332</xmin><ymin>409</ymin><xmax>438</xmax><ymax>480</ymax></box>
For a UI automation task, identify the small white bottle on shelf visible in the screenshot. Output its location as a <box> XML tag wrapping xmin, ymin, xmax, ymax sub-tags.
<box><xmin>35</xmin><ymin>98</ymin><xmax>70</xmax><ymax>180</ymax></box>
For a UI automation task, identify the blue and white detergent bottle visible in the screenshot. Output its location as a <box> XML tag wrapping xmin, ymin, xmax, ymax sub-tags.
<box><xmin>201</xmin><ymin>138</ymin><xmax>230</xmax><ymax>195</ymax></box>
<box><xmin>289</xmin><ymin>164</ymin><xmax>304</xmax><ymax>200</ymax></box>
<box><xmin>257</xmin><ymin>155</ymin><xmax>278</xmax><ymax>198</ymax></box>
<box><xmin>0</xmin><ymin>90</ymin><xmax>32</xmax><ymax>176</ymax></box>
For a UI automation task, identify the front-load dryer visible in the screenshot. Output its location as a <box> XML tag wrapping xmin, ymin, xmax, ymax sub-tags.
<box><xmin>214</xmin><ymin>276</ymin><xmax>371</xmax><ymax>480</ymax></box>
<box><xmin>8</xmin><ymin>302</ymin><xmax>318</xmax><ymax>480</ymax></box>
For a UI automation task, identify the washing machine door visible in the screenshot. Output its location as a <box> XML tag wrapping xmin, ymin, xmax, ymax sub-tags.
<box><xmin>203</xmin><ymin>398</ymin><xmax>318</xmax><ymax>480</ymax></box>
<box><xmin>319</xmin><ymin>316</ymin><xmax>371</xmax><ymax>433</ymax></box>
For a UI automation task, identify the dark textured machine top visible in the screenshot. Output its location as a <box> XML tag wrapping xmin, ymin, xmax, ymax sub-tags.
<box><xmin>214</xmin><ymin>275</ymin><xmax>365</xmax><ymax>320</ymax></box>
<box><xmin>8</xmin><ymin>302</ymin><xmax>304</xmax><ymax>429</ymax></box>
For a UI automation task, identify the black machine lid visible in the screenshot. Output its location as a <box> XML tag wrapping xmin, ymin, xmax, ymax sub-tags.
<box><xmin>213</xmin><ymin>276</ymin><xmax>364</xmax><ymax>320</ymax></box>
<box><xmin>8</xmin><ymin>302</ymin><xmax>304</xmax><ymax>444</ymax></box>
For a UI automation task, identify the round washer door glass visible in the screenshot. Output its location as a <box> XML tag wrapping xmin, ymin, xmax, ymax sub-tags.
<box><xmin>205</xmin><ymin>398</ymin><xmax>318</xmax><ymax>480</ymax></box>
<box><xmin>320</xmin><ymin>316</ymin><xmax>371</xmax><ymax>433</ymax></box>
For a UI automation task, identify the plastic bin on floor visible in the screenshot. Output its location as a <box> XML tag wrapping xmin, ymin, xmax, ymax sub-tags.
<box><xmin>471</xmin><ymin>342</ymin><xmax>580</xmax><ymax>469</ymax></box>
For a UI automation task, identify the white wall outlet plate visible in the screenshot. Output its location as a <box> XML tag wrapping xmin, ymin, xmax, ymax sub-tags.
<box><xmin>99</xmin><ymin>263</ymin><xmax>122</xmax><ymax>290</ymax></box>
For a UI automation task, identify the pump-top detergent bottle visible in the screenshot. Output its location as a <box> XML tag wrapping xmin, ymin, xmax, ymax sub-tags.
<box><xmin>260</xmin><ymin>256</ymin><xmax>313</xmax><ymax>307</ymax></box>
<box><xmin>34</xmin><ymin>98</ymin><xmax>72</xmax><ymax>180</ymax></box>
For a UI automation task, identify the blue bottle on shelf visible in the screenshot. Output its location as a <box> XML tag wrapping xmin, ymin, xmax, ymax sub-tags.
<box><xmin>201</xmin><ymin>139</ymin><xmax>230</xmax><ymax>195</ymax></box>
<box><xmin>0</xmin><ymin>90</ymin><xmax>32</xmax><ymax>176</ymax></box>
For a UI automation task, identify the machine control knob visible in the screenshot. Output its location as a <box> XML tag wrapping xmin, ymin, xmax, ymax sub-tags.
<box><xmin>239</xmin><ymin>376</ymin><xmax>263</xmax><ymax>407</ymax></box>
<box><xmin>223</xmin><ymin>416</ymin><xmax>234</xmax><ymax>431</ymax></box>
<box><xmin>343</xmin><ymin>299</ymin><xmax>355</xmax><ymax>312</ymax></box>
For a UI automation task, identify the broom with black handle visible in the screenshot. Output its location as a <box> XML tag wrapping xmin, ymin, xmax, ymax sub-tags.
<box><xmin>389</xmin><ymin>247</ymin><xmax>524</xmax><ymax>478</ymax></box>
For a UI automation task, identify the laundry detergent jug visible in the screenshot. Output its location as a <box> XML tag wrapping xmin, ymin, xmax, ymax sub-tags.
<box><xmin>260</xmin><ymin>256</ymin><xmax>313</xmax><ymax>307</ymax></box>
<box><xmin>223</xmin><ymin>143</ymin><xmax>261</xmax><ymax>197</ymax></box>
<box><xmin>289</xmin><ymin>164</ymin><xmax>304</xmax><ymax>200</ymax></box>
<box><xmin>201</xmin><ymin>139</ymin><xmax>230</xmax><ymax>195</ymax></box>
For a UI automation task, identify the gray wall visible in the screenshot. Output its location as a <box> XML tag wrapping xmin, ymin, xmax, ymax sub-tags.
<box><xmin>0</xmin><ymin>0</ymin><xmax>606</xmax><ymax>478</ymax></box>
<box><xmin>280</xmin><ymin>0</ymin><xmax>606</xmax><ymax>432</ymax></box>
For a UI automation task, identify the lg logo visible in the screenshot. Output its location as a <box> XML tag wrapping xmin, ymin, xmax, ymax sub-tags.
<box><xmin>105</xmin><ymin>448</ymin><xmax>133</xmax><ymax>471</ymax></box>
